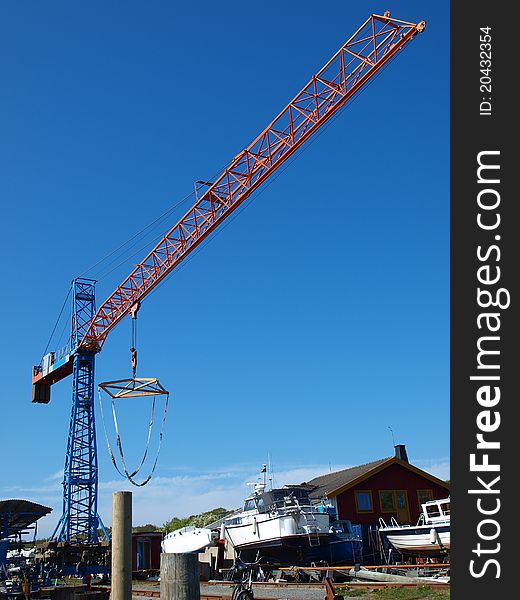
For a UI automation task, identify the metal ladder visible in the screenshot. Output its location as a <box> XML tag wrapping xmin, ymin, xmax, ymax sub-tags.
<box><xmin>300</xmin><ymin>507</ymin><xmax>321</xmax><ymax>547</ymax></box>
<box><xmin>307</xmin><ymin>528</ymin><xmax>321</xmax><ymax>547</ymax></box>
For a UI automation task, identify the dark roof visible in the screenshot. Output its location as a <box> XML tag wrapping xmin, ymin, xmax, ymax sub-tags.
<box><xmin>303</xmin><ymin>458</ymin><xmax>391</xmax><ymax>500</ymax></box>
<box><xmin>0</xmin><ymin>499</ymin><xmax>52</xmax><ymax>536</ymax></box>
<box><xmin>302</xmin><ymin>457</ymin><xmax>450</xmax><ymax>500</ymax></box>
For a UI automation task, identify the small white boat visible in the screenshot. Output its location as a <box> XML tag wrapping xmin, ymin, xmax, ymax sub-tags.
<box><xmin>378</xmin><ymin>497</ymin><xmax>450</xmax><ymax>558</ymax></box>
<box><xmin>161</xmin><ymin>526</ymin><xmax>218</xmax><ymax>554</ymax></box>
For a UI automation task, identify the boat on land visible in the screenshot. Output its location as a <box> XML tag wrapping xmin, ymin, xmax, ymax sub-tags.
<box><xmin>161</xmin><ymin>526</ymin><xmax>218</xmax><ymax>554</ymax></box>
<box><xmin>378</xmin><ymin>497</ymin><xmax>450</xmax><ymax>557</ymax></box>
<box><xmin>221</xmin><ymin>481</ymin><xmax>362</xmax><ymax>566</ymax></box>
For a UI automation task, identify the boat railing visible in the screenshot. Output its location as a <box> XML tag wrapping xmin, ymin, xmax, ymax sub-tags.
<box><xmin>378</xmin><ymin>516</ymin><xmax>414</xmax><ymax>529</ymax></box>
<box><xmin>268</xmin><ymin>498</ymin><xmax>313</xmax><ymax>513</ymax></box>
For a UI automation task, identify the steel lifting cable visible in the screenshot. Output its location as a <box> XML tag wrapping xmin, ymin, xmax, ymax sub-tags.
<box><xmin>41</xmin><ymin>286</ymin><xmax>72</xmax><ymax>361</ymax></box>
<box><xmin>130</xmin><ymin>313</ymin><xmax>138</xmax><ymax>379</ymax></box>
<box><xmin>97</xmin><ymin>386</ymin><xmax>169</xmax><ymax>486</ymax></box>
<box><xmin>79</xmin><ymin>155</ymin><xmax>233</xmax><ymax>282</ymax></box>
<box><xmin>79</xmin><ymin>188</ymin><xmax>197</xmax><ymax>281</ymax></box>
<box><xmin>140</xmin><ymin>56</ymin><xmax>405</xmax><ymax>309</ymax></box>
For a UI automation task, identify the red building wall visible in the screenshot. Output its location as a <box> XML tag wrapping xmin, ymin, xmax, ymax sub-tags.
<box><xmin>131</xmin><ymin>532</ymin><xmax>163</xmax><ymax>572</ymax></box>
<box><xmin>336</xmin><ymin>463</ymin><xmax>449</xmax><ymax>525</ymax></box>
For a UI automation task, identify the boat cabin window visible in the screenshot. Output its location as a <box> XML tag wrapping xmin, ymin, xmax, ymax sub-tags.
<box><xmin>243</xmin><ymin>499</ymin><xmax>256</xmax><ymax>512</ymax></box>
<box><xmin>440</xmin><ymin>502</ymin><xmax>450</xmax><ymax>516</ymax></box>
<box><xmin>262</xmin><ymin>487</ymin><xmax>312</xmax><ymax>509</ymax></box>
<box><xmin>256</xmin><ymin>497</ymin><xmax>266</xmax><ymax>513</ymax></box>
<box><xmin>426</xmin><ymin>504</ymin><xmax>441</xmax><ymax>518</ymax></box>
<box><xmin>330</xmin><ymin>520</ymin><xmax>354</xmax><ymax>535</ymax></box>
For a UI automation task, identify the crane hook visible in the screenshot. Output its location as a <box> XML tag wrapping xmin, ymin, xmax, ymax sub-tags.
<box><xmin>130</xmin><ymin>301</ymin><xmax>141</xmax><ymax>380</ymax></box>
<box><xmin>130</xmin><ymin>347</ymin><xmax>138</xmax><ymax>380</ymax></box>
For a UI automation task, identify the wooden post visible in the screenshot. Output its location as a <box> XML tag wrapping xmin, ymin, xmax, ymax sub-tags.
<box><xmin>111</xmin><ymin>492</ymin><xmax>132</xmax><ymax>600</ymax></box>
<box><xmin>160</xmin><ymin>553</ymin><xmax>200</xmax><ymax>600</ymax></box>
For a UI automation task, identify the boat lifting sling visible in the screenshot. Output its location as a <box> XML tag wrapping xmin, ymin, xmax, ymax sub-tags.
<box><xmin>97</xmin><ymin>302</ymin><xmax>170</xmax><ymax>486</ymax></box>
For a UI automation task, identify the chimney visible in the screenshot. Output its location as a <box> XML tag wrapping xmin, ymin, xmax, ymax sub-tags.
<box><xmin>394</xmin><ymin>444</ymin><xmax>409</xmax><ymax>463</ymax></box>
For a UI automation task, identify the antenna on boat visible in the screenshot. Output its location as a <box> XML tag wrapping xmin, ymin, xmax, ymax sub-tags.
<box><xmin>267</xmin><ymin>453</ymin><xmax>273</xmax><ymax>490</ymax></box>
<box><xmin>261</xmin><ymin>463</ymin><xmax>267</xmax><ymax>488</ymax></box>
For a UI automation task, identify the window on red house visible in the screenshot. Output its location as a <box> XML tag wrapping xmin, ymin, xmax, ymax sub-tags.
<box><xmin>417</xmin><ymin>489</ymin><xmax>434</xmax><ymax>506</ymax></box>
<box><xmin>379</xmin><ymin>491</ymin><xmax>395</xmax><ymax>512</ymax></box>
<box><xmin>379</xmin><ymin>491</ymin><xmax>410</xmax><ymax>521</ymax></box>
<box><xmin>354</xmin><ymin>491</ymin><xmax>373</xmax><ymax>512</ymax></box>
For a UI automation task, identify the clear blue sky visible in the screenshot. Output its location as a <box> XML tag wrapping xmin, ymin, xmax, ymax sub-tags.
<box><xmin>0</xmin><ymin>1</ymin><xmax>449</xmax><ymax>534</ymax></box>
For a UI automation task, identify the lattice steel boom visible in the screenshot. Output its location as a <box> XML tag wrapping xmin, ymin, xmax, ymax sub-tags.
<box><xmin>83</xmin><ymin>13</ymin><xmax>426</xmax><ymax>352</ymax></box>
<box><xmin>33</xmin><ymin>12</ymin><xmax>425</xmax><ymax>397</ymax></box>
<box><xmin>31</xmin><ymin>12</ymin><xmax>425</xmax><ymax>544</ymax></box>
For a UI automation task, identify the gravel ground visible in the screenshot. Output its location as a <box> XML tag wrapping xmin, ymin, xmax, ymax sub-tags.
<box><xmin>202</xmin><ymin>582</ymin><xmax>449</xmax><ymax>600</ymax></box>
<box><xmin>132</xmin><ymin>580</ymin><xmax>449</xmax><ymax>600</ymax></box>
<box><xmin>201</xmin><ymin>582</ymin><xmax>325</xmax><ymax>600</ymax></box>
<box><xmin>131</xmin><ymin>581</ymin><xmax>328</xmax><ymax>600</ymax></box>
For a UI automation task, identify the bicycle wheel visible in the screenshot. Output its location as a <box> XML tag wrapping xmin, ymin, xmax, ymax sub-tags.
<box><xmin>235</xmin><ymin>589</ymin><xmax>254</xmax><ymax>600</ymax></box>
<box><xmin>232</xmin><ymin>584</ymin><xmax>246</xmax><ymax>600</ymax></box>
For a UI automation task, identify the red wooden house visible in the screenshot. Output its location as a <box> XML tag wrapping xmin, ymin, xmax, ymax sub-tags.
<box><xmin>303</xmin><ymin>445</ymin><xmax>449</xmax><ymax>559</ymax></box>
<box><xmin>305</xmin><ymin>445</ymin><xmax>449</xmax><ymax>525</ymax></box>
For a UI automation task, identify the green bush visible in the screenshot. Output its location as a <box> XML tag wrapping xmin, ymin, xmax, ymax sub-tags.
<box><xmin>163</xmin><ymin>507</ymin><xmax>231</xmax><ymax>533</ymax></box>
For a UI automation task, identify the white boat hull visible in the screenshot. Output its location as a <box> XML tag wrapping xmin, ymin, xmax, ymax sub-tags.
<box><xmin>224</xmin><ymin>511</ymin><xmax>329</xmax><ymax>550</ymax></box>
<box><xmin>381</xmin><ymin>524</ymin><xmax>450</xmax><ymax>557</ymax></box>
<box><xmin>161</xmin><ymin>527</ymin><xmax>215</xmax><ymax>554</ymax></box>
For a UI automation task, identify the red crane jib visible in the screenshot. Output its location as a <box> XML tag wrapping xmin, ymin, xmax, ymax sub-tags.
<box><xmin>32</xmin><ymin>13</ymin><xmax>425</xmax><ymax>395</ymax></box>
